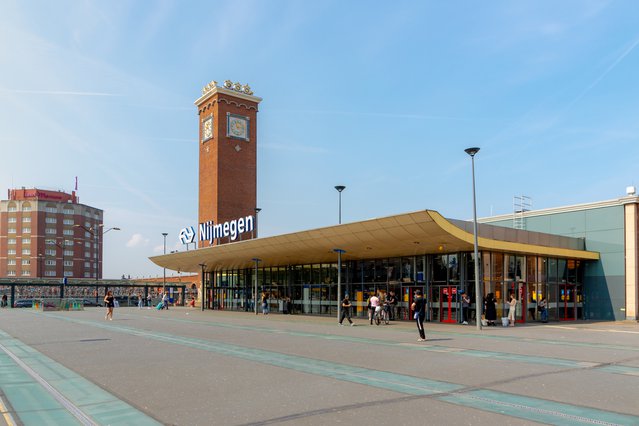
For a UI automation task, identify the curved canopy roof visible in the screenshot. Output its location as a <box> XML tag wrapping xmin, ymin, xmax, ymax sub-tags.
<box><xmin>150</xmin><ymin>210</ymin><xmax>599</xmax><ymax>273</ymax></box>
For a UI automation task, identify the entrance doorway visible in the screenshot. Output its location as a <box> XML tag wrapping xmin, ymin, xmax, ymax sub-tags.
<box><xmin>559</xmin><ymin>283</ymin><xmax>576</xmax><ymax>320</ymax></box>
<box><xmin>439</xmin><ymin>286</ymin><xmax>458</xmax><ymax>323</ymax></box>
<box><xmin>506</xmin><ymin>281</ymin><xmax>526</xmax><ymax>323</ymax></box>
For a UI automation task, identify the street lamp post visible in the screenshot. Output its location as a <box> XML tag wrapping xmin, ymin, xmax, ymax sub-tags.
<box><xmin>252</xmin><ymin>258</ymin><xmax>261</xmax><ymax>315</ymax></box>
<box><xmin>46</xmin><ymin>238</ymin><xmax>69</xmax><ymax>297</ymax></box>
<box><xmin>465</xmin><ymin>147</ymin><xmax>482</xmax><ymax>331</ymax></box>
<box><xmin>333</xmin><ymin>249</ymin><xmax>345</xmax><ymax>322</ymax></box>
<box><xmin>162</xmin><ymin>233</ymin><xmax>168</xmax><ymax>294</ymax></box>
<box><xmin>334</xmin><ymin>186</ymin><xmax>346</xmax><ymax>224</ymax></box>
<box><xmin>74</xmin><ymin>225</ymin><xmax>120</xmax><ymax>278</ymax></box>
<box><xmin>198</xmin><ymin>263</ymin><xmax>206</xmax><ymax>312</ymax></box>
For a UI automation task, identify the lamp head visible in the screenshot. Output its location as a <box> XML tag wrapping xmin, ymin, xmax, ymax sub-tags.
<box><xmin>464</xmin><ymin>147</ymin><xmax>480</xmax><ymax>157</ymax></box>
<box><xmin>334</xmin><ymin>185</ymin><xmax>346</xmax><ymax>192</ymax></box>
<box><xmin>255</xmin><ymin>208</ymin><xmax>261</xmax><ymax>213</ymax></box>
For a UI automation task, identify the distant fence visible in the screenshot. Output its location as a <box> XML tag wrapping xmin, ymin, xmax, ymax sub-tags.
<box><xmin>0</xmin><ymin>279</ymin><xmax>192</xmax><ymax>309</ymax></box>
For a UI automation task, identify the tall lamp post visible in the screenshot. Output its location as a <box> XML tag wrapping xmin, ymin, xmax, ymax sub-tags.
<box><xmin>252</xmin><ymin>258</ymin><xmax>261</xmax><ymax>315</ymax></box>
<box><xmin>334</xmin><ymin>186</ymin><xmax>346</xmax><ymax>224</ymax></box>
<box><xmin>162</xmin><ymin>233</ymin><xmax>168</xmax><ymax>294</ymax></box>
<box><xmin>198</xmin><ymin>263</ymin><xmax>206</xmax><ymax>311</ymax></box>
<box><xmin>74</xmin><ymin>224</ymin><xmax>120</xmax><ymax>279</ymax></box>
<box><xmin>333</xmin><ymin>249</ymin><xmax>345</xmax><ymax>322</ymax></box>
<box><xmin>46</xmin><ymin>238</ymin><xmax>70</xmax><ymax>297</ymax></box>
<box><xmin>465</xmin><ymin>147</ymin><xmax>482</xmax><ymax>331</ymax></box>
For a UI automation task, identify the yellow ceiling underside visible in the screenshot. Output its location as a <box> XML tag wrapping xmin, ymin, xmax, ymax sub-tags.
<box><xmin>149</xmin><ymin>210</ymin><xmax>599</xmax><ymax>273</ymax></box>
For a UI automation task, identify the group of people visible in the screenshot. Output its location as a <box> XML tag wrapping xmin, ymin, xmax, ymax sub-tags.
<box><xmin>483</xmin><ymin>293</ymin><xmax>548</xmax><ymax>326</ymax></box>
<box><xmin>336</xmin><ymin>290</ymin><xmax>426</xmax><ymax>342</ymax></box>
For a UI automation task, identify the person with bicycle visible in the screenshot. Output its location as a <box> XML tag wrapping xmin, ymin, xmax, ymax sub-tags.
<box><xmin>368</xmin><ymin>292</ymin><xmax>380</xmax><ymax>325</ymax></box>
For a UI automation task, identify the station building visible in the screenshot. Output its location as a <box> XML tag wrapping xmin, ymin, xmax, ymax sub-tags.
<box><xmin>150</xmin><ymin>80</ymin><xmax>638</xmax><ymax>324</ymax></box>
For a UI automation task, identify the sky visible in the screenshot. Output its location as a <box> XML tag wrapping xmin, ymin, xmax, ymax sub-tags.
<box><xmin>1</xmin><ymin>0</ymin><xmax>639</xmax><ymax>279</ymax></box>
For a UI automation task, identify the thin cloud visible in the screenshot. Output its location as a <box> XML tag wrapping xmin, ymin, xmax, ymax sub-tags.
<box><xmin>126</xmin><ymin>233</ymin><xmax>149</xmax><ymax>248</ymax></box>
<box><xmin>271</xmin><ymin>108</ymin><xmax>473</xmax><ymax>121</ymax></box>
<box><xmin>0</xmin><ymin>88</ymin><xmax>122</xmax><ymax>97</ymax></box>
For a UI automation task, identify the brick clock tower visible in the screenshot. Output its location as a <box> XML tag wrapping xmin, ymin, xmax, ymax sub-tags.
<box><xmin>195</xmin><ymin>80</ymin><xmax>262</xmax><ymax>247</ymax></box>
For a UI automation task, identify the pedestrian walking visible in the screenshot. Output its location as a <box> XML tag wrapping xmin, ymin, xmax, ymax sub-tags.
<box><xmin>103</xmin><ymin>291</ymin><xmax>114</xmax><ymax>321</ymax></box>
<box><xmin>261</xmin><ymin>292</ymin><xmax>269</xmax><ymax>315</ymax></box>
<box><xmin>146</xmin><ymin>293</ymin><xmax>152</xmax><ymax>308</ymax></box>
<box><xmin>538</xmin><ymin>296</ymin><xmax>548</xmax><ymax>322</ymax></box>
<box><xmin>338</xmin><ymin>294</ymin><xmax>354</xmax><ymax>326</ymax></box>
<box><xmin>137</xmin><ymin>292</ymin><xmax>143</xmax><ymax>309</ymax></box>
<box><xmin>411</xmin><ymin>289</ymin><xmax>426</xmax><ymax>341</ymax></box>
<box><xmin>162</xmin><ymin>292</ymin><xmax>169</xmax><ymax>310</ymax></box>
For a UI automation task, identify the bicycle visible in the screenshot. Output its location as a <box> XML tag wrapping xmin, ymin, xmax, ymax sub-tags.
<box><xmin>373</xmin><ymin>305</ymin><xmax>390</xmax><ymax>325</ymax></box>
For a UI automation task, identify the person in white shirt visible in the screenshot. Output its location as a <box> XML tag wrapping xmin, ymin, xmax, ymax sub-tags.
<box><xmin>368</xmin><ymin>293</ymin><xmax>380</xmax><ymax>325</ymax></box>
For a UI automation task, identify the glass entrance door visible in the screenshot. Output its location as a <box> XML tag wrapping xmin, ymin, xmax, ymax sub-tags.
<box><xmin>439</xmin><ymin>286</ymin><xmax>458</xmax><ymax>323</ymax></box>
<box><xmin>559</xmin><ymin>283</ymin><xmax>576</xmax><ymax>320</ymax></box>
<box><xmin>506</xmin><ymin>281</ymin><xmax>526</xmax><ymax>323</ymax></box>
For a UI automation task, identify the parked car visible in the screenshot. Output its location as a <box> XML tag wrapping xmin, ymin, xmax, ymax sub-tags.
<box><xmin>13</xmin><ymin>299</ymin><xmax>34</xmax><ymax>308</ymax></box>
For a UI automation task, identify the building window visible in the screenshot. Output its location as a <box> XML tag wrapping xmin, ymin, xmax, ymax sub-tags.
<box><xmin>8</xmin><ymin>238</ymin><xmax>16</xmax><ymax>245</ymax></box>
<box><xmin>22</xmin><ymin>227</ymin><xmax>31</xmax><ymax>234</ymax></box>
<box><xmin>44</xmin><ymin>270</ymin><xmax>56</xmax><ymax>277</ymax></box>
<box><xmin>64</xmin><ymin>250</ymin><xmax>73</xmax><ymax>256</ymax></box>
<box><xmin>22</xmin><ymin>238</ymin><xmax>30</xmax><ymax>244</ymax></box>
<box><xmin>8</xmin><ymin>249</ymin><xmax>16</xmax><ymax>255</ymax></box>
<box><xmin>8</xmin><ymin>228</ymin><xmax>16</xmax><ymax>234</ymax></box>
<box><xmin>22</xmin><ymin>249</ymin><xmax>31</xmax><ymax>255</ymax></box>
<box><xmin>64</xmin><ymin>271</ymin><xmax>73</xmax><ymax>277</ymax></box>
<box><xmin>85</xmin><ymin>221</ymin><xmax>91</xmax><ymax>228</ymax></box>
<box><xmin>21</xmin><ymin>259</ymin><xmax>30</xmax><ymax>265</ymax></box>
<box><xmin>85</xmin><ymin>232</ymin><xmax>91</xmax><ymax>238</ymax></box>
<box><xmin>22</xmin><ymin>205</ymin><xmax>31</xmax><ymax>212</ymax></box>
<box><xmin>63</xmin><ymin>219</ymin><xmax>74</xmax><ymax>225</ymax></box>
<box><xmin>22</xmin><ymin>217</ymin><xmax>31</xmax><ymax>223</ymax></box>
<box><xmin>63</xmin><ymin>260</ymin><xmax>73</xmax><ymax>267</ymax></box>
<box><xmin>63</xmin><ymin>229</ymin><xmax>73</xmax><ymax>236</ymax></box>
<box><xmin>45</xmin><ymin>217</ymin><xmax>57</xmax><ymax>224</ymax></box>
<box><xmin>7</xmin><ymin>259</ymin><xmax>16</xmax><ymax>266</ymax></box>
<box><xmin>84</xmin><ymin>272</ymin><xmax>91</xmax><ymax>278</ymax></box>
<box><xmin>63</xmin><ymin>209</ymin><xmax>74</xmax><ymax>215</ymax></box>
<box><xmin>8</xmin><ymin>217</ymin><xmax>16</xmax><ymax>223</ymax></box>
<box><xmin>8</xmin><ymin>206</ymin><xmax>17</xmax><ymax>212</ymax></box>
<box><xmin>45</xmin><ymin>260</ymin><xmax>56</xmax><ymax>266</ymax></box>
<box><xmin>84</xmin><ymin>261</ymin><xmax>90</xmax><ymax>268</ymax></box>
<box><xmin>45</xmin><ymin>249</ymin><xmax>56</xmax><ymax>256</ymax></box>
<box><xmin>45</xmin><ymin>206</ymin><xmax>57</xmax><ymax>213</ymax></box>
<box><xmin>22</xmin><ymin>270</ymin><xmax>31</xmax><ymax>276</ymax></box>
<box><xmin>45</xmin><ymin>228</ymin><xmax>56</xmax><ymax>234</ymax></box>
<box><xmin>84</xmin><ymin>242</ymin><xmax>90</xmax><ymax>248</ymax></box>
<box><xmin>7</xmin><ymin>270</ymin><xmax>16</xmax><ymax>276</ymax></box>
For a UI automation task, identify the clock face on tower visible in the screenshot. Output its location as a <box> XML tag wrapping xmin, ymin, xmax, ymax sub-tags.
<box><xmin>202</xmin><ymin>116</ymin><xmax>213</xmax><ymax>142</ymax></box>
<box><xmin>227</xmin><ymin>114</ymin><xmax>249</xmax><ymax>141</ymax></box>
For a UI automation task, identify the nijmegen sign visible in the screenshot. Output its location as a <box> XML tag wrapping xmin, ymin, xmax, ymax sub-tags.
<box><xmin>179</xmin><ymin>215</ymin><xmax>254</xmax><ymax>245</ymax></box>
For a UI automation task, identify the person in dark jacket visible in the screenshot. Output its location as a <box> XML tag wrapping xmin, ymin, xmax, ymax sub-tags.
<box><xmin>411</xmin><ymin>290</ymin><xmax>427</xmax><ymax>341</ymax></box>
<box><xmin>484</xmin><ymin>293</ymin><xmax>497</xmax><ymax>326</ymax></box>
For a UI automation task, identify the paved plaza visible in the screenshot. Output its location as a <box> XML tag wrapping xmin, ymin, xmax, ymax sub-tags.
<box><xmin>1</xmin><ymin>307</ymin><xmax>638</xmax><ymax>425</ymax></box>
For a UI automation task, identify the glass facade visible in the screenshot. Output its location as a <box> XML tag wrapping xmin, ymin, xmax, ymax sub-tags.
<box><xmin>202</xmin><ymin>250</ymin><xmax>585</xmax><ymax>323</ymax></box>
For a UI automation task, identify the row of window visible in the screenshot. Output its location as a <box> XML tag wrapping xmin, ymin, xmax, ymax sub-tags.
<box><xmin>6</xmin><ymin>249</ymin><xmax>98</xmax><ymax>258</ymax></box>
<box><xmin>5</xmin><ymin>270</ymin><xmax>96</xmax><ymax>278</ymax></box>
<box><xmin>7</xmin><ymin>202</ymin><xmax>100</xmax><ymax>217</ymax></box>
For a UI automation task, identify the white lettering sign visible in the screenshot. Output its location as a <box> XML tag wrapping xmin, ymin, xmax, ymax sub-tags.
<box><xmin>178</xmin><ymin>215</ymin><xmax>254</xmax><ymax>245</ymax></box>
